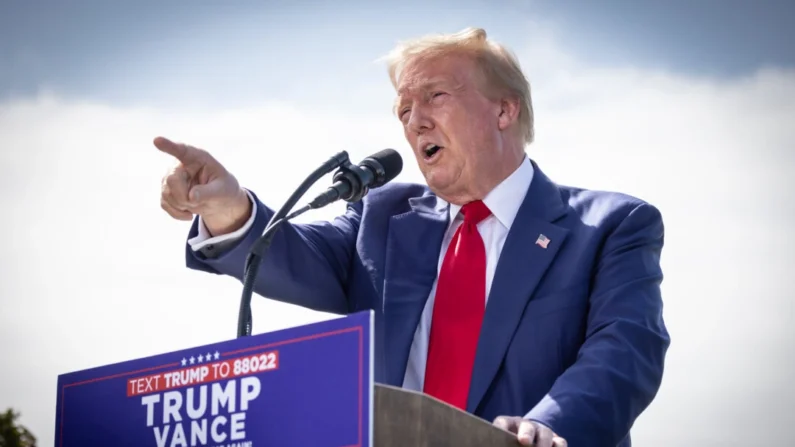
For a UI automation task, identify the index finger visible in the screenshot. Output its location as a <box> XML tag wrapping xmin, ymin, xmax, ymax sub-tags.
<box><xmin>516</xmin><ymin>420</ymin><xmax>538</xmax><ymax>445</ymax></box>
<box><xmin>153</xmin><ymin>136</ymin><xmax>202</xmax><ymax>164</ymax></box>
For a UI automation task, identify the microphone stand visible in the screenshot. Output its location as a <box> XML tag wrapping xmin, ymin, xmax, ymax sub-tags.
<box><xmin>236</xmin><ymin>151</ymin><xmax>350</xmax><ymax>338</ymax></box>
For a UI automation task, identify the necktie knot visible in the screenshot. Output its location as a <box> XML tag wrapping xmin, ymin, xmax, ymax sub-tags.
<box><xmin>461</xmin><ymin>200</ymin><xmax>491</xmax><ymax>225</ymax></box>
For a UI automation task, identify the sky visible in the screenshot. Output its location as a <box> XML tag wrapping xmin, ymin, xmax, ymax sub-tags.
<box><xmin>1</xmin><ymin>0</ymin><xmax>794</xmax><ymax>445</ymax></box>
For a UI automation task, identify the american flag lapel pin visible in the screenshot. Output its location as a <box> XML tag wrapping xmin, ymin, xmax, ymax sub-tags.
<box><xmin>535</xmin><ymin>234</ymin><xmax>550</xmax><ymax>249</ymax></box>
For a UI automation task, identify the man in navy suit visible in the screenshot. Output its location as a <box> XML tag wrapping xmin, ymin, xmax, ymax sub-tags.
<box><xmin>156</xmin><ymin>27</ymin><xmax>669</xmax><ymax>446</ymax></box>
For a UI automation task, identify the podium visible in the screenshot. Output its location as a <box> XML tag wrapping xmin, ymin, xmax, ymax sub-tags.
<box><xmin>55</xmin><ymin>311</ymin><xmax>517</xmax><ymax>446</ymax></box>
<box><xmin>374</xmin><ymin>384</ymin><xmax>517</xmax><ymax>446</ymax></box>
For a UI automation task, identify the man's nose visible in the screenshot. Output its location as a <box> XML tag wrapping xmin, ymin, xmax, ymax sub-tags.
<box><xmin>407</xmin><ymin>107</ymin><xmax>434</xmax><ymax>134</ymax></box>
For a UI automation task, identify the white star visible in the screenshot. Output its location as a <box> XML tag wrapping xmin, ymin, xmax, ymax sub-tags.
<box><xmin>189</xmin><ymin>356</ymin><xmax>195</xmax><ymax>365</ymax></box>
<box><xmin>181</xmin><ymin>358</ymin><xmax>187</xmax><ymax>367</ymax></box>
<box><xmin>206</xmin><ymin>352</ymin><xmax>212</xmax><ymax>360</ymax></box>
<box><xmin>197</xmin><ymin>354</ymin><xmax>204</xmax><ymax>363</ymax></box>
<box><xmin>214</xmin><ymin>351</ymin><xmax>220</xmax><ymax>360</ymax></box>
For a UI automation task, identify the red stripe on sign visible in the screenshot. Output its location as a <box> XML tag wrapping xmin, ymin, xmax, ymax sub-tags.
<box><xmin>126</xmin><ymin>350</ymin><xmax>279</xmax><ymax>397</ymax></box>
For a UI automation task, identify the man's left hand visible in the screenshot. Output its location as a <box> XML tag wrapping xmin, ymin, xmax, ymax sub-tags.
<box><xmin>493</xmin><ymin>416</ymin><xmax>567</xmax><ymax>446</ymax></box>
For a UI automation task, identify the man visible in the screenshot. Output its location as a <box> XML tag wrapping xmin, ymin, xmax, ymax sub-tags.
<box><xmin>157</xmin><ymin>28</ymin><xmax>669</xmax><ymax>447</ymax></box>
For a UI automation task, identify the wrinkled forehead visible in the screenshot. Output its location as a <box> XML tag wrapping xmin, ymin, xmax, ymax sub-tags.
<box><xmin>395</xmin><ymin>55</ymin><xmax>473</xmax><ymax>98</ymax></box>
<box><xmin>397</xmin><ymin>77</ymin><xmax>455</xmax><ymax>98</ymax></box>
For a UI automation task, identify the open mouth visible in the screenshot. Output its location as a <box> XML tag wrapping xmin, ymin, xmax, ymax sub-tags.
<box><xmin>423</xmin><ymin>144</ymin><xmax>443</xmax><ymax>160</ymax></box>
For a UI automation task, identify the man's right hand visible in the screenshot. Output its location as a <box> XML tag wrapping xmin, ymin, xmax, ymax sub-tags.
<box><xmin>155</xmin><ymin>136</ymin><xmax>252</xmax><ymax>237</ymax></box>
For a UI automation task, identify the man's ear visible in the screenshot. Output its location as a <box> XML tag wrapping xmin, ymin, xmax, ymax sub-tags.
<box><xmin>497</xmin><ymin>96</ymin><xmax>521</xmax><ymax>131</ymax></box>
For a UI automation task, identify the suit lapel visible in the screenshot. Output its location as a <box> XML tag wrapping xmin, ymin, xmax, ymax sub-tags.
<box><xmin>382</xmin><ymin>193</ymin><xmax>448</xmax><ymax>386</ymax></box>
<box><xmin>467</xmin><ymin>162</ymin><xmax>571</xmax><ymax>412</ymax></box>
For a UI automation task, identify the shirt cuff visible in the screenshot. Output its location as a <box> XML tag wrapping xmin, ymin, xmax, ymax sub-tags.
<box><xmin>523</xmin><ymin>394</ymin><xmax>560</xmax><ymax>432</ymax></box>
<box><xmin>187</xmin><ymin>189</ymin><xmax>257</xmax><ymax>252</ymax></box>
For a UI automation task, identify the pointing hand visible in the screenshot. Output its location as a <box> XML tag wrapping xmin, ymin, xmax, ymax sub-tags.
<box><xmin>155</xmin><ymin>136</ymin><xmax>251</xmax><ymax>236</ymax></box>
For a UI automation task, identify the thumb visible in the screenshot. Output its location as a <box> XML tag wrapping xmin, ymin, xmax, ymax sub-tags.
<box><xmin>188</xmin><ymin>179</ymin><xmax>225</xmax><ymax>204</ymax></box>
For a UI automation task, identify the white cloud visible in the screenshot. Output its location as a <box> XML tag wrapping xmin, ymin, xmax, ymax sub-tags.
<box><xmin>1</xmin><ymin>28</ymin><xmax>794</xmax><ymax>446</ymax></box>
<box><xmin>515</xmin><ymin>30</ymin><xmax>795</xmax><ymax>444</ymax></box>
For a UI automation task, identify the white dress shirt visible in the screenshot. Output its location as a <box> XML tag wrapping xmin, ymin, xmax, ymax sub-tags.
<box><xmin>188</xmin><ymin>156</ymin><xmax>535</xmax><ymax>391</ymax></box>
<box><xmin>401</xmin><ymin>157</ymin><xmax>534</xmax><ymax>391</ymax></box>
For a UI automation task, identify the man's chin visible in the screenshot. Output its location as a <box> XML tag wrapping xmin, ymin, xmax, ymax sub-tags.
<box><xmin>422</xmin><ymin>174</ymin><xmax>459</xmax><ymax>202</ymax></box>
<box><xmin>421</xmin><ymin>170</ymin><xmax>447</xmax><ymax>189</ymax></box>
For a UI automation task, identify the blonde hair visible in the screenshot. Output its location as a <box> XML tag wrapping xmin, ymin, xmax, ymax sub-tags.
<box><xmin>382</xmin><ymin>27</ymin><xmax>534</xmax><ymax>145</ymax></box>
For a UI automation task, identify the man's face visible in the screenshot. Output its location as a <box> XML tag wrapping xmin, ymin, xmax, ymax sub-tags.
<box><xmin>396</xmin><ymin>53</ymin><xmax>516</xmax><ymax>204</ymax></box>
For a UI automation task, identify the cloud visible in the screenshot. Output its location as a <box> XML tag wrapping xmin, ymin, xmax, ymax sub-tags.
<box><xmin>514</xmin><ymin>28</ymin><xmax>795</xmax><ymax>444</ymax></box>
<box><xmin>1</xmin><ymin>28</ymin><xmax>794</xmax><ymax>446</ymax></box>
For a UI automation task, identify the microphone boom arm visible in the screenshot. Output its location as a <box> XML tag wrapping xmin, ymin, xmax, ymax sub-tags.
<box><xmin>235</xmin><ymin>147</ymin><xmax>401</xmax><ymax>338</ymax></box>
<box><xmin>237</xmin><ymin>151</ymin><xmax>349</xmax><ymax>338</ymax></box>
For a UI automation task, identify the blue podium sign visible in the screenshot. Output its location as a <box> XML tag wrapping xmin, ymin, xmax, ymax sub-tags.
<box><xmin>55</xmin><ymin>311</ymin><xmax>373</xmax><ymax>447</ymax></box>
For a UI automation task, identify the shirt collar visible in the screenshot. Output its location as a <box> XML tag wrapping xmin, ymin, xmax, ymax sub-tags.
<box><xmin>447</xmin><ymin>155</ymin><xmax>534</xmax><ymax>229</ymax></box>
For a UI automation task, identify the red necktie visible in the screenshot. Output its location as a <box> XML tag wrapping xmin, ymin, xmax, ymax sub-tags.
<box><xmin>423</xmin><ymin>200</ymin><xmax>491</xmax><ymax>409</ymax></box>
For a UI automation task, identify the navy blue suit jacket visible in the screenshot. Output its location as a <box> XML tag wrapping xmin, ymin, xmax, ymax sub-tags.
<box><xmin>186</xmin><ymin>160</ymin><xmax>669</xmax><ymax>446</ymax></box>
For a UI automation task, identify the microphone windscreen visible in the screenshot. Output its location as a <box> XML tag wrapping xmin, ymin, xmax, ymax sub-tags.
<box><xmin>366</xmin><ymin>149</ymin><xmax>403</xmax><ymax>187</ymax></box>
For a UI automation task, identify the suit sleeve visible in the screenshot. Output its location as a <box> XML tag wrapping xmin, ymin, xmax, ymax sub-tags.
<box><xmin>185</xmin><ymin>189</ymin><xmax>361</xmax><ymax>315</ymax></box>
<box><xmin>524</xmin><ymin>202</ymin><xmax>670</xmax><ymax>445</ymax></box>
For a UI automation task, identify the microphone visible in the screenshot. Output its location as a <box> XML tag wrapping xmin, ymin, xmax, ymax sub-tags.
<box><xmin>308</xmin><ymin>149</ymin><xmax>403</xmax><ymax>208</ymax></box>
<box><xmin>237</xmin><ymin>148</ymin><xmax>402</xmax><ymax>338</ymax></box>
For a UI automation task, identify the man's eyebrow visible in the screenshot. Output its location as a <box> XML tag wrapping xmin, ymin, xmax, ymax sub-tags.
<box><xmin>395</xmin><ymin>79</ymin><xmax>457</xmax><ymax>107</ymax></box>
<box><xmin>397</xmin><ymin>77</ymin><xmax>452</xmax><ymax>96</ymax></box>
<box><xmin>394</xmin><ymin>91</ymin><xmax>421</xmax><ymax>114</ymax></box>
<box><xmin>394</xmin><ymin>77</ymin><xmax>464</xmax><ymax>115</ymax></box>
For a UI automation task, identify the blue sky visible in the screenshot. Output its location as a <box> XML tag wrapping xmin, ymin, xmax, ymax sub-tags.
<box><xmin>2</xmin><ymin>0</ymin><xmax>793</xmax><ymax>107</ymax></box>
<box><xmin>1</xmin><ymin>1</ymin><xmax>793</xmax><ymax>446</ymax></box>
<box><xmin>532</xmin><ymin>0</ymin><xmax>795</xmax><ymax>74</ymax></box>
